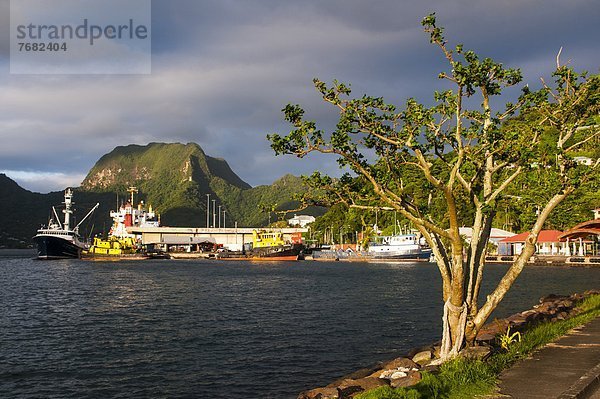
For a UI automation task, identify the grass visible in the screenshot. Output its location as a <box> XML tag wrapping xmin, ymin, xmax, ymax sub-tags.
<box><xmin>356</xmin><ymin>294</ymin><xmax>600</xmax><ymax>399</ymax></box>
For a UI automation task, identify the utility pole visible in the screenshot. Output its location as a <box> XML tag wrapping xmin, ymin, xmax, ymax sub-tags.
<box><xmin>223</xmin><ymin>210</ymin><xmax>226</xmax><ymax>228</ymax></box>
<box><xmin>212</xmin><ymin>199</ymin><xmax>216</xmax><ymax>228</ymax></box>
<box><xmin>218</xmin><ymin>205</ymin><xmax>222</xmax><ymax>228</ymax></box>
<box><xmin>206</xmin><ymin>194</ymin><xmax>210</xmax><ymax>229</ymax></box>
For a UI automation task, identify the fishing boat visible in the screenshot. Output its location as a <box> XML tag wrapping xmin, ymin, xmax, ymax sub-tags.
<box><xmin>33</xmin><ymin>188</ymin><xmax>99</xmax><ymax>259</ymax></box>
<box><xmin>367</xmin><ymin>234</ymin><xmax>432</xmax><ymax>261</ymax></box>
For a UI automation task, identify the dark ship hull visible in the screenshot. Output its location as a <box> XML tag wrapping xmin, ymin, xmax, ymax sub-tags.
<box><xmin>371</xmin><ymin>248</ymin><xmax>432</xmax><ymax>261</ymax></box>
<box><xmin>216</xmin><ymin>244</ymin><xmax>304</xmax><ymax>261</ymax></box>
<box><xmin>33</xmin><ymin>234</ymin><xmax>83</xmax><ymax>260</ymax></box>
<box><xmin>249</xmin><ymin>244</ymin><xmax>304</xmax><ymax>261</ymax></box>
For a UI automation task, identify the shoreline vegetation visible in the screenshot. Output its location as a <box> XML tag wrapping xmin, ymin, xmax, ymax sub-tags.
<box><xmin>299</xmin><ymin>290</ymin><xmax>600</xmax><ymax>399</ymax></box>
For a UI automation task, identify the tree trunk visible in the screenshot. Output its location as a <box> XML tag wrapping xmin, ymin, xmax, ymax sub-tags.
<box><xmin>439</xmin><ymin>252</ymin><xmax>467</xmax><ymax>359</ymax></box>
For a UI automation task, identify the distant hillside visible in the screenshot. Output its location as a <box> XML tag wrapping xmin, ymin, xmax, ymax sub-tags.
<box><xmin>0</xmin><ymin>143</ymin><xmax>325</xmax><ymax>248</ymax></box>
<box><xmin>81</xmin><ymin>142</ymin><xmax>322</xmax><ymax>227</ymax></box>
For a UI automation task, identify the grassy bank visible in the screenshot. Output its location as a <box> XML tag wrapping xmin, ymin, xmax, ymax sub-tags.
<box><xmin>357</xmin><ymin>294</ymin><xmax>600</xmax><ymax>399</ymax></box>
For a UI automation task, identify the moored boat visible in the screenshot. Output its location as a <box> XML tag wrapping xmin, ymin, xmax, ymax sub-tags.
<box><xmin>367</xmin><ymin>233</ymin><xmax>432</xmax><ymax>261</ymax></box>
<box><xmin>85</xmin><ymin>187</ymin><xmax>159</xmax><ymax>259</ymax></box>
<box><xmin>33</xmin><ymin>189</ymin><xmax>99</xmax><ymax>260</ymax></box>
<box><xmin>247</xmin><ymin>230</ymin><xmax>304</xmax><ymax>260</ymax></box>
<box><xmin>215</xmin><ymin>230</ymin><xmax>304</xmax><ymax>261</ymax></box>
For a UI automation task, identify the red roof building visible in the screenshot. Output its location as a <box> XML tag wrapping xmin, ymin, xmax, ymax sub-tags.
<box><xmin>498</xmin><ymin>230</ymin><xmax>566</xmax><ymax>256</ymax></box>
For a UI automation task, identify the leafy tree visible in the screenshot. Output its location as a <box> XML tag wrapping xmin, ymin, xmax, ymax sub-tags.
<box><xmin>268</xmin><ymin>14</ymin><xmax>599</xmax><ymax>359</ymax></box>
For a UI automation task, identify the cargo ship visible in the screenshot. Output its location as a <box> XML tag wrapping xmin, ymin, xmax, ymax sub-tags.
<box><xmin>84</xmin><ymin>187</ymin><xmax>161</xmax><ymax>258</ymax></box>
<box><xmin>33</xmin><ymin>189</ymin><xmax>99</xmax><ymax>259</ymax></box>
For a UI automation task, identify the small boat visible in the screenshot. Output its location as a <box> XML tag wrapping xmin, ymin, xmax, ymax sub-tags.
<box><xmin>215</xmin><ymin>230</ymin><xmax>304</xmax><ymax>261</ymax></box>
<box><xmin>367</xmin><ymin>234</ymin><xmax>432</xmax><ymax>261</ymax></box>
<box><xmin>84</xmin><ymin>236</ymin><xmax>139</xmax><ymax>257</ymax></box>
<box><xmin>33</xmin><ymin>189</ymin><xmax>99</xmax><ymax>260</ymax></box>
<box><xmin>247</xmin><ymin>230</ymin><xmax>304</xmax><ymax>261</ymax></box>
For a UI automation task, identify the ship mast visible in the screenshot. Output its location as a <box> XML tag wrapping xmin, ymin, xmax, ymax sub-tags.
<box><xmin>63</xmin><ymin>188</ymin><xmax>74</xmax><ymax>231</ymax></box>
<box><xmin>128</xmin><ymin>187</ymin><xmax>138</xmax><ymax>205</ymax></box>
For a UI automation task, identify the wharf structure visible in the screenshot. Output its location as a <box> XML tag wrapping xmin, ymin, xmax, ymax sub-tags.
<box><xmin>127</xmin><ymin>226</ymin><xmax>308</xmax><ymax>252</ymax></box>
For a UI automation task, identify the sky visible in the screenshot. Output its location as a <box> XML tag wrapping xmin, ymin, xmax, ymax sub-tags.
<box><xmin>0</xmin><ymin>0</ymin><xmax>598</xmax><ymax>193</ymax></box>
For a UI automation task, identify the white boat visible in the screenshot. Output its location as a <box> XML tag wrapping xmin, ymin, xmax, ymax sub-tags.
<box><xmin>33</xmin><ymin>189</ymin><xmax>99</xmax><ymax>259</ymax></box>
<box><xmin>367</xmin><ymin>234</ymin><xmax>432</xmax><ymax>261</ymax></box>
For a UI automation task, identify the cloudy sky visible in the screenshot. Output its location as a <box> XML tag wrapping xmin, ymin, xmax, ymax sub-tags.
<box><xmin>0</xmin><ymin>0</ymin><xmax>598</xmax><ymax>193</ymax></box>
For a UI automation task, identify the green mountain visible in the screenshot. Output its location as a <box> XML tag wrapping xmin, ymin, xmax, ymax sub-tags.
<box><xmin>81</xmin><ymin>142</ymin><xmax>322</xmax><ymax>227</ymax></box>
<box><xmin>0</xmin><ymin>142</ymin><xmax>324</xmax><ymax>248</ymax></box>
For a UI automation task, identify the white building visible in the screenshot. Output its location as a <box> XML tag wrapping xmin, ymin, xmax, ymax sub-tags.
<box><xmin>458</xmin><ymin>227</ymin><xmax>515</xmax><ymax>246</ymax></box>
<box><xmin>288</xmin><ymin>214</ymin><xmax>316</xmax><ymax>228</ymax></box>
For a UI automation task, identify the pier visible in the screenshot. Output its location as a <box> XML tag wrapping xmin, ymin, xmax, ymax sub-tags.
<box><xmin>127</xmin><ymin>226</ymin><xmax>308</xmax><ymax>252</ymax></box>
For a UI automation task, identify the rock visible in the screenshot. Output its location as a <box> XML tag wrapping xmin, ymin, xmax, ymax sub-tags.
<box><xmin>407</xmin><ymin>345</ymin><xmax>433</xmax><ymax>358</ymax></box>
<box><xmin>475</xmin><ymin>332</ymin><xmax>497</xmax><ymax>342</ymax></box>
<box><xmin>521</xmin><ymin>310</ymin><xmax>539</xmax><ymax>323</ymax></box>
<box><xmin>347</xmin><ymin>366</ymin><xmax>382</xmax><ymax>380</ymax></box>
<box><xmin>559</xmin><ymin>299</ymin><xmax>574</xmax><ymax>309</ymax></box>
<box><xmin>337</xmin><ymin>377</ymin><xmax>388</xmax><ymax>398</ymax></box>
<box><xmin>298</xmin><ymin>387</ymin><xmax>339</xmax><ymax>399</ymax></box>
<box><xmin>476</xmin><ymin>318</ymin><xmax>510</xmax><ymax>342</ymax></box>
<box><xmin>570</xmin><ymin>293</ymin><xmax>585</xmax><ymax>301</ymax></box>
<box><xmin>506</xmin><ymin>313</ymin><xmax>527</xmax><ymax>328</ymax></box>
<box><xmin>556</xmin><ymin>311</ymin><xmax>568</xmax><ymax>320</ymax></box>
<box><xmin>377</xmin><ymin>368</ymin><xmax>413</xmax><ymax>379</ymax></box>
<box><xmin>327</xmin><ymin>366</ymin><xmax>382</xmax><ymax>387</ymax></box>
<box><xmin>412</xmin><ymin>350</ymin><xmax>433</xmax><ymax>365</ymax></box>
<box><xmin>459</xmin><ymin>345</ymin><xmax>492</xmax><ymax>360</ymax></box>
<box><xmin>390</xmin><ymin>371</ymin><xmax>408</xmax><ymax>379</ymax></box>
<box><xmin>539</xmin><ymin>293</ymin><xmax>568</xmax><ymax>303</ymax></box>
<box><xmin>390</xmin><ymin>371</ymin><xmax>422</xmax><ymax>389</ymax></box>
<box><xmin>381</xmin><ymin>357</ymin><xmax>419</xmax><ymax>371</ymax></box>
<box><xmin>534</xmin><ymin>302</ymin><xmax>555</xmax><ymax>314</ymax></box>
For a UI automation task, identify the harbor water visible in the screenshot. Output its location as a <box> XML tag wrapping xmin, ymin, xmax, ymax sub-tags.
<box><xmin>1</xmin><ymin>252</ymin><xmax>598</xmax><ymax>398</ymax></box>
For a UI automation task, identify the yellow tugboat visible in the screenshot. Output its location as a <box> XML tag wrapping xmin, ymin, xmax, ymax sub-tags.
<box><xmin>248</xmin><ymin>230</ymin><xmax>304</xmax><ymax>261</ymax></box>
<box><xmin>87</xmin><ymin>236</ymin><xmax>138</xmax><ymax>256</ymax></box>
<box><xmin>84</xmin><ymin>187</ymin><xmax>160</xmax><ymax>259</ymax></box>
<box><xmin>215</xmin><ymin>230</ymin><xmax>304</xmax><ymax>261</ymax></box>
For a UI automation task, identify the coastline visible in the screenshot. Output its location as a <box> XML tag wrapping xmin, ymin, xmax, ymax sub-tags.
<box><xmin>298</xmin><ymin>290</ymin><xmax>600</xmax><ymax>399</ymax></box>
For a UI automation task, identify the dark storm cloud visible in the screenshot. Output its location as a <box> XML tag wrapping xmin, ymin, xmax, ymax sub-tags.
<box><xmin>0</xmin><ymin>0</ymin><xmax>9</xmax><ymax>61</ymax></box>
<box><xmin>0</xmin><ymin>0</ymin><xmax>598</xmax><ymax>192</ymax></box>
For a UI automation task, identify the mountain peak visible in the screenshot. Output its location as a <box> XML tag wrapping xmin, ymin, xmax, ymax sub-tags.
<box><xmin>82</xmin><ymin>142</ymin><xmax>250</xmax><ymax>191</ymax></box>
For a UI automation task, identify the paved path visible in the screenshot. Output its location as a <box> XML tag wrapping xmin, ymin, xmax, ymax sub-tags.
<box><xmin>497</xmin><ymin>316</ymin><xmax>600</xmax><ymax>398</ymax></box>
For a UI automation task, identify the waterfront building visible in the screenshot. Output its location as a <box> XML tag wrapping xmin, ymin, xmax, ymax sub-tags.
<box><xmin>459</xmin><ymin>227</ymin><xmax>515</xmax><ymax>249</ymax></box>
<box><xmin>128</xmin><ymin>226</ymin><xmax>307</xmax><ymax>252</ymax></box>
<box><xmin>558</xmin><ymin>210</ymin><xmax>600</xmax><ymax>256</ymax></box>
<box><xmin>498</xmin><ymin>230</ymin><xmax>566</xmax><ymax>256</ymax></box>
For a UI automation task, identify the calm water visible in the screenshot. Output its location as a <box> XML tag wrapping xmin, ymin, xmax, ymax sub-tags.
<box><xmin>1</xmin><ymin>253</ymin><xmax>598</xmax><ymax>398</ymax></box>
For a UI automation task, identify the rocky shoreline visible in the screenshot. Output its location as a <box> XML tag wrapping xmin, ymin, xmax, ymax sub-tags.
<box><xmin>298</xmin><ymin>290</ymin><xmax>600</xmax><ymax>399</ymax></box>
